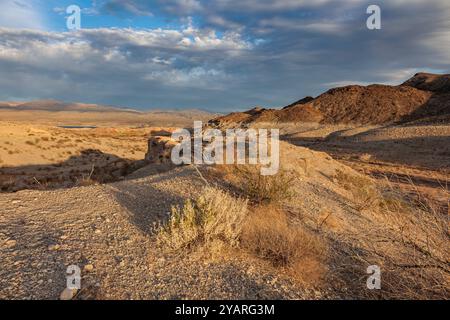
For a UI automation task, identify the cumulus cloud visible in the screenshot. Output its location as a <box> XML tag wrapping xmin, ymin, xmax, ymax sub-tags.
<box><xmin>0</xmin><ymin>25</ymin><xmax>253</xmax><ymax>108</ymax></box>
<box><xmin>0</xmin><ymin>0</ymin><xmax>449</xmax><ymax>110</ymax></box>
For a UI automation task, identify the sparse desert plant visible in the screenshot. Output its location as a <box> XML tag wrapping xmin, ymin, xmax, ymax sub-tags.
<box><xmin>241</xmin><ymin>206</ymin><xmax>326</xmax><ymax>268</ymax></box>
<box><xmin>334</xmin><ymin>169</ymin><xmax>379</xmax><ymax>211</ymax></box>
<box><xmin>157</xmin><ymin>187</ymin><xmax>248</xmax><ymax>251</ymax></box>
<box><xmin>241</xmin><ymin>206</ymin><xmax>328</xmax><ymax>285</ymax></box>
<box><xmin>233</xmin><ymin>166</ymin><xmax>296</xmax><ymax>205</ymax></box>
<box><xmin>329</xmin><ymin>174</ymin><xmax>449</xmax><ymax>299</ymax></box>
<box><xmin>377</xmin><ymin>179</ymin><xmax>449</xmax><ymax>273</ymax></box>
<box><xmin>75</xmin><ymin>165</ymin><xmax>98</xmax><ymax>187</ymax></box>
<box><xmin>359</xmin><ymin>153</ymin><xmax>372</xmax><ymax>162</ymax></box>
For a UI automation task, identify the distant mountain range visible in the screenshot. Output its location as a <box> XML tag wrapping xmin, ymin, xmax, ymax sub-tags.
<box><xmin>0</xmin><ymin>99</ymin><xmax>141</xmax><ymax>113</ymax></box>
<box><xmin>210</xmin><ymin>73</ymin><xmax>450</xmax><ymax>126</ymax></box>
<box><xmin>0</xmin><ymin>99</ymin><xmax>215</xmax><ymax>117</ymax></box>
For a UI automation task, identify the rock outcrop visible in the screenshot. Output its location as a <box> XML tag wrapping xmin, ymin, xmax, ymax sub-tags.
<box><xmin>145</xmin><ymin>136</ymin><xmax>179</xmax><ymax>164</ymax></box>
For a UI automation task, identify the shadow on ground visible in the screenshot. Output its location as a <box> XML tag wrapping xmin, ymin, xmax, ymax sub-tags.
<box><xmin>0</xmin><ymin>149</ymin><xmax>148</xmax><ymax>193</ymax></box>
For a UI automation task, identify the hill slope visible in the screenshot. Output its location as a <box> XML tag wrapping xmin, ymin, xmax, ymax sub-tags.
<box><xmin>210</xmin><ymin>73</ymin><xmax>450</xmax><ymax>126</ymax></box>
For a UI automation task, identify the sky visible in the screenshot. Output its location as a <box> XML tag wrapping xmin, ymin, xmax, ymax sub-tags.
<box><xmin>0</xmin><ymin>0</ymin><xmax>449</xmax><ymax>111</ymax></box>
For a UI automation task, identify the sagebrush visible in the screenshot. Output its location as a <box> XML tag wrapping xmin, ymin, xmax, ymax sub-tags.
<box><xmin>157</xmin><ymin>186</ymin><xmax>248</xmax><ymax>251</ymax></box>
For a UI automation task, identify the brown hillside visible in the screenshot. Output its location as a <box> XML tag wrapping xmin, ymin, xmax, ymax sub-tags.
<box><xmin>402</xmin><ymin>73</ymin><xmax>450</xmax><ymax>93</ymax></box>
<box><xmin>309</xmin><ymin>84</ymin><xmax>431</xmax><ymax>124</ymax></box>
<box><xmin>210</xmin><ymin>73</ymin><xmax>450</xmax><ymax>126</ymax></box>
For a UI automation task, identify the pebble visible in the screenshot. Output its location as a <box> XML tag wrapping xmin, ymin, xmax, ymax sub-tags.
<box><xmin>60</xmin><ymin>288</ymin><xmax>78</xmax><ymax>300</ymax></box>
<box><xmin>84</xmin><ymin>264</ymin><xmax>94</xmax><ymax>272</ymax></box>
<box><xmin>5</xmin><ymin>240</ymin><xmax>17</xmax><ymax>248</ymax></box>
<box><xmin>48</xmin><ymin>244</ymin><xmax>60</xmax><ymax>251</ymax></box>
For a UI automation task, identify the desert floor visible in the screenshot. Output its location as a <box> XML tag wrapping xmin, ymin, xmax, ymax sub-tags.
<box><xmin>278</xmin><ymin>123</ymin><xmax>450</xmax><ymax>208</ymax></box>
<box><xmin>0</xmin><ymin>118</ymin><xmax>448</xmax><ymax>299</ymax></box>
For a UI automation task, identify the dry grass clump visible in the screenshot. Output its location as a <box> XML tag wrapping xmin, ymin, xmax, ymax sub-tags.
<box><xmin>378</xmin><ymin>179</ymin><xmax>448</xmax><ymax>261</ymax></box>
<box><xmin>334</xmin><ymin>169</ymin><xmax>379</xmax><ymax>211</ymax></box>
<box><xmin>376</xmin><ymin>182</ymin><xmax>449</xmax><ymax>295</ymax></box>
<box><xmin>75</xmin><ymin>165</ymin><xmax>98</xmax><ymax>187</ymax></box>
<box><xmin>329</xmin><ymin>172</ymin><xmax>449</xmax><ymax>299</ymax></box>
<box><xmin>230</xmin><ymin>166</ymin><xmax>296</xmax><ymax>205</ymax></box>
<box><xmin>241</xmin><ymin>206</ymin><xmax>327</xmax><ymax>284</ymax></box>
<box><xmin>157</xmin><ymin>187</ymin><xmax>248</xmax><ymax>251</ymax></box>
<box><xmin>242</xmin><ymin>206</ymin><xmax>325</xmax><ymax>266</ymax></box>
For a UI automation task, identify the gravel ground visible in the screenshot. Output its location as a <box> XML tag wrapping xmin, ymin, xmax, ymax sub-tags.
<box><xmin>0</xmin><ymin>166</ymin><xmax>314</xmax><ymax>300</ymax></box>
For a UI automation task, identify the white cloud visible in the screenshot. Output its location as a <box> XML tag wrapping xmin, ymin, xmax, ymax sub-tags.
<box><xmin>143</xmin><ymin>67</ymin><xmax>227</xmax><ymax>88</ymax></box>
<box><xmin>0</xmin><ymin>26</ymin><xmax>252</xmax><ymax>107</ymax></box>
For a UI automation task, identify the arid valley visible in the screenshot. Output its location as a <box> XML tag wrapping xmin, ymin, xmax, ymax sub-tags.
<box><xmin>1</xmin><ymin>73</ymin><xmax>448</xmax><ymax>300</ymax></box>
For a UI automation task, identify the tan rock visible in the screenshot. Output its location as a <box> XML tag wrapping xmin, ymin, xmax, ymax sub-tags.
<box><xmin>5</xmin><ymin>240</ymin><xmax>17</xmax><ymax>248</ymax></box>
<box><xmin>60</xmin><ymin>288</ymin><xmax>78</xmax><ymax>300</ymax></box>
<box><xmin>84</xmin><ymin>264</ymin><xmax>94</xmax><ymax>272</ymax></box>
<box><xmin>48</xmin><ymin>244</ymin><xmax>60</xmax><ymax>251</ymax></box>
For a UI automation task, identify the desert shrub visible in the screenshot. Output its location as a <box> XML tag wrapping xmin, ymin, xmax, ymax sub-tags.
<box><xmin>157</xmin><ymin>187</ymin><xmax>248</xmax><ymax>251</ymax></box>
<box><xmin>334</xmin><ymin>169</ymin><xmax>379</xmax><ymax>211</ymax></box>
<box><xmin>233</xmin><ymin>166</ymin><xmax>296</xmax><ymax>205</ymax></box>
<box><xmin>330</xmin><ymin>175</ymin><xmax>449</xmax><ymax>299</ymax></box>
<box><xmin>75</xmin><ymin>165</ymin><xmax>98</xmax><ymax>187</ymax></box>
<box><xmin>379</xmin><ymin>182</ymin><xmax>449</xmax><ymax>273</ymax></box>
<box><xmin>241</xmin><ymin>206</ymin><xmax>326</xmax><ymax>268</ymax></box>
